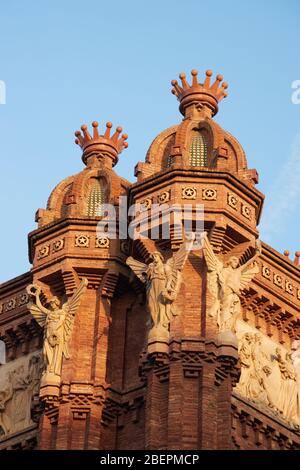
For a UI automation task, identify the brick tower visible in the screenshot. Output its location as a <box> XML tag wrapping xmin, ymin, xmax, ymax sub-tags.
<box><xmin>0</xmin><ymin>69</ymin><xmax>300</xmax><ymax>450</ymax></box>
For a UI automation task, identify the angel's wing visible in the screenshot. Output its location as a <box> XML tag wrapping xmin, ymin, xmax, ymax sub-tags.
<box><xmin>126</xmin><ymin>256</ymin><xmax>148</xmax><ymax>283</ymax></box>
<box><xmin>166</xmin><ymin>235</ymin><xmax>194</xmax><ymax>273</ymax></box>
<box><xmin>27</xmin><ymin>302</ymin><xmax>47</xmax><ymax>328</ymax></box>
<box><xmin>239</xmin><ymin>262</ymin><xmax>259</xmax><ymax>290</ymax></box>
<box><xmin>62</xmin><ymin>278</ymin><xmax>88</xmax><ymax>349</ymax></box>
<box><xmin>202</xmin><ymin>233</ymin><xmax>223</xmax><ymax>273</ymax></box>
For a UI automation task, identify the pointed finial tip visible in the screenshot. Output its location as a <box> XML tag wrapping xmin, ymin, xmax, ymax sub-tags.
<box><xmin>92</xmin><ymin>121</ymin><xmax>98</xmax><ymax>127</ymax></box>
<box><xmin>106</xmin><ymin>122</ymin><xmax>113</xmax><ymax>128</ymax></box>
<box><xmin>191</xmin><ymin>69</ymin><xmax>198</xmax><ymax>76</ymax></box>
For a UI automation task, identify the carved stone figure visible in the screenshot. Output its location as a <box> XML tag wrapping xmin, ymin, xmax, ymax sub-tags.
<box><xmin>235</xmin><ymin>331</ymin><xmax>300</xmax><ymax>428</ymax></box>
<box><xmin>274</xmin><ymin>348</ymin><xmax>299</xmax><ymax>426</ymax></box>
<box><xmin>0</xmin><ymin>382</ymin><xmax>13</xmax><ymax>435</ymax></box>
<box><xmin>27</xmin><ymin>279</ymin><xmax>88</xmax><ymax>383</ymax></box>
<box><xmin>126</xmin><ymin>233</ymin><xmax>195</xmax><ymax>340</ymax></box>
<box><xmin>0</xmin><ymin>353</ymin><xmax>43</xmax><ymax>437</ymax></box>
<box><xmin>235</xmin><ymin>333</ymin><xmax>274</xmax><ymax>408</ymax></box>
<box><xmin>202</xmin><ymin>233</ymin><xmax>261</xmax><ymax>334</ymax></box>
<box><xmin>291</xmin><ymin>339</ymin><xmax>300</xmax><ymax>392</ymax></box>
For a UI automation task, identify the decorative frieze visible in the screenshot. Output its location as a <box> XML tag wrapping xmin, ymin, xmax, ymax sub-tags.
<box><xmin>0</xmin><ymin>292</ymin><xmax>29</xmax><ymax>314</ymax></box>
<box><xmin>260</xmin><ymin>264</ymin><xmax>299</xmax><ymax>298</ymax></box>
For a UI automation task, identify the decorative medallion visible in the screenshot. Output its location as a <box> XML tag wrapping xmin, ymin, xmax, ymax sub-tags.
<box><xmin>262</xmin><ymin>265</ymin><xmax>271</xmax><ymax>280</ymax></box>
<box><xmin>140</xmin><ymin>198</ymin><xmax>152</xmax><ymax>210</ymax></box>
<box><xmin>37</xmin><ymin>245</ymin><xmax>50</xmax><ymax>260</ymax></box>
<box><xmin>95</xmin><ymin>237</ymin><xmax>110</xmax><ymax>248</ymax></box>
<box><xmin>120</xmin><ymin>240</ymin><xmax>130</xmax><ymax>255</ymax></box>
<box><xmin>274</xmin><ymin>273</ymin><xmax>283</xmax><ymax>288</ymax></box>
<box><xmin>285</xmin><ymin>281</ymin><xmax>294</xmax><ymax>295</ymax></box>
<box><xmin>158</xmin><ymin>191</ymin><xmax>170</xmax><ymax>203</ymax></box>
<box><xmin>241</xmin><ymin>204</ymin><xmax>251</xmax><ymax>219</ymax></box>
<box><xmin>202</xmin><ymin>188</ymin><xmax>217</xmax><ymax>201</ymax></box>
<box><xmin>75</xmin><ymin>235</ymin><xmax>90</xmax><ymax>248</ymax></box>
<box><xmin>182</xmin><ymin>187</ymin><xmax>197</xmax><ymax>200</ymax></box>
<box><xmin>227</xmin><ymin>193</ymin><xmax>238</xmax><ymax>210</ymax></box>
<box><xmin>53</xmin><ymin>238</ymin><xmax>65</xmax><ymax>253</ymax></box>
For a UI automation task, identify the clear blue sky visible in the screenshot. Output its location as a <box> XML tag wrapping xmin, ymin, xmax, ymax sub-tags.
<box><xmin>0</xmin><ymin>0</ymin><xmax>299</xmax><ymax>281</ymax></box>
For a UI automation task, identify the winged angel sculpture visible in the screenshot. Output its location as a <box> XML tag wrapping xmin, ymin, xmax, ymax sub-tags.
<box><xmin>202</xmin><ymin>233</ymin><xmax>261</xmax><ymax>334</ymax></box>
<box><xmin>26</xmin><ymin>279</ymin><xmax>88</xmax><ymax>380</ymax></box>
<box><xmin>126</xmin><ymin>233</ymin><xmax>195</xmax><ymax>340</ymax></box>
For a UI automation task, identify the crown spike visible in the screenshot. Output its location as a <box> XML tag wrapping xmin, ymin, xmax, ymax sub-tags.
<box><xmin>179</xmin><ymin>73</ymin><xmax>189</xmax><ymax>90</ymax></box>
<box><xmin>74</xmin><ymin>130</ymin><xmax>83</xmax><ymax>146</ymax></box>
<box><xmin>210</xmin><ymin>74</ymin><xmax>223</xmax><ymax>93</ymax></box>
<box><xmin>112</xmin><ymin>126</ymin><xmax>122</xmax><ymax>143</ymax></box>
<box><xmin>92</xmin><ymin>121</ymin><xmax>99</xmax><ymax>140</ymax></box>
<box><xmin>204</xmin><ymin>70</ymin><xmax>213</xmax><ymax>88</ymax></box>
<box><xmin>216</xmin><ymin>82</ymin><xmax>229</xmax><ymax>101</ymax></box>
<box><xmin>104</xmin><ymin>122</ymin><xmax>113</xmax><ymax>139</ymax></box>
<box><xmin>191</xmin><ymin>69</ymin><xmax>198</xmax><ymax>87</ymax></box>
<box><xmin>171</xmin><ymin>79</ymin><xmax>183</xmax><ymax>97</ymax></box>
<box><xmin>117</xmin><ymin>133</ymin><xmax>128</xmax><ymax>152</ymax></box>
<box><xmin>81</xmin><ymin>124</ymin><xmax>92</xmax><ymax>140</ymax></box>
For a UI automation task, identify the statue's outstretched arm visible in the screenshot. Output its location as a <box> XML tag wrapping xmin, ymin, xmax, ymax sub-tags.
<box><xmin>26</xmin><ymin>284</ymin><xmax>50</xmax><ymax>316</ymax></box>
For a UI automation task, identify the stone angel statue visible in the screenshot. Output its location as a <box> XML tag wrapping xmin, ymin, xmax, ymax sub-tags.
<box><xmin>26</xmin><ymin>278</ymin><xmax>88</xmax><ymax>380</ymax></box>
<box><xmin>126</xmin><ymin>233</ymin><xmax>195</xmax><ymax>339</ymax></box>
<box><xmin>202</xmin><ymin>232</ymin><xmax>261</xmax><ymax>333</ymax></box>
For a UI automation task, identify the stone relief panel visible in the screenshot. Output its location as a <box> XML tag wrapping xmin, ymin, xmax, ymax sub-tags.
<box><xmin>0</xmin><ymin>351</ymin><xmax>43</xmax><ymax>438</ymax></box>
<box><xmin>234</xmin><ymin>320</ymin><xmax>300</xmax><ymax>431</ymax></box>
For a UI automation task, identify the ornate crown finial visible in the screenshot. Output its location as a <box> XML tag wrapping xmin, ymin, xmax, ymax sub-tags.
<box><xmin>171</xmin><ymin>69</ymin><xmax>228</xmax><ymax>117</ymax></box>
<box><xmin>75</xmin><ymin>121</ymin><xmax>128</xmax><ymax>166</ymax></box>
